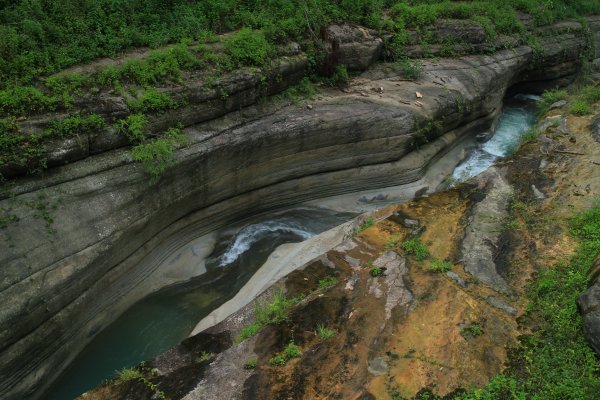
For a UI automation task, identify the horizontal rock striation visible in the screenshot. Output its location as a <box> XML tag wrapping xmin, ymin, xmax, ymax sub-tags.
<box><xmin>0</xmin><ymin>20</ymin><xmax>597</xmax><ymax>400</ymax></box>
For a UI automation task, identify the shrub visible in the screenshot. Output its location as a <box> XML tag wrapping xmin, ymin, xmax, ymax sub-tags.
<box><xmin>223</xmin><ymin>28</ymin><xmax>272</xmax><ymax>68</ymax></box>
<box><xmin>127</xmin><ymin>88</ymin><xmax>178</xmax><ymax>113</ymax></box>
<box><xmin>460</xmin><ymin>323</ymin><xmax>484</xmax><ymax>339</ymax></box>
<box><xmin>402</xmin><ymin>58</ymin><xmax>422</xmax><ymax>80</ymax></box>
<box><xmin>569</xmin><ymin>99</ymin><xmax>591</xmax><ymax>115</ymax></box>
<box><xmin>329</xmin><ymin>64</ymin><xmax>349</xmax><ymax>88</ymax></box>
<box><xmin>45</xmin><ymin>113</ymin><xmax>105</xmax><ymax>137</ymax></box>
<box><xmin>401</xmin><ymin>237</ymin><xmax>429</xmax><ymax>260</ymax></box>
<box><xmin>243</xmin><ymin>358</ymin><xmax>257</xmax><ymax>369</ymax></box>
<box><xmin>355</xmin><ymin>216</ymin><xmax>375</xmax><ymax>235</ymax></box>
<box><xmin>117</xmin><ymin>113</ymin><xmax>149</xmax><ymax>143</ymax></box>
<box><xmin>130</xmin><ymin>127</ymin><xmax>187</xmax><ymax>184</ymax></box>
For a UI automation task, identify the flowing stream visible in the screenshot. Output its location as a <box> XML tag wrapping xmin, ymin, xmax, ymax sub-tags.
<box><xmin>45</xmin><ymin>97</ymin><xmax>536</xmax><ymax>400</ymax></box>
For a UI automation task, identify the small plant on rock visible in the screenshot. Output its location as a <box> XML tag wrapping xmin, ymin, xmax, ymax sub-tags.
<box><xmin>430</xmin><ymin>258</ymin><xmax>452</xmax><ymax>273</ymax></box>
<box><xmin>269</xmin><ymin>341</ymin><xmax>302</xmax><ymax>366</ymax></box>
<box><xmin>318</xmin><ymin>276</ymin><xmax>338</xmax><ymax>290</ymax></box>
<box><xmin>316</xmin><ymin>324</ymin><xmax>336</xmax><ymax>341</ymax></box>
<box><xmin>370</xmin><ymin>265</ymin><xmax>384</xmax><ymax>277</ymax></box>
<box><xmin>461</xmin><ymin>323</ymin><xmax>484</xmax><ymax>339</ymax></box>
<box><xmin>401</xmin><ymin>237</ymin><xmax>429</xmax><ymax>260</ymax></box>
<box><xmin>243</xmin><ymin>358</ymin><xmax>257</xmax><ymax>369</ymax></box>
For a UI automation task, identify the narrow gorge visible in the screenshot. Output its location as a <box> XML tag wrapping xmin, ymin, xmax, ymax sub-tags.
<box><xmin>1</xmin><ymin>5</ymin><xmax>600</xmax><ymax>400</ymax></box>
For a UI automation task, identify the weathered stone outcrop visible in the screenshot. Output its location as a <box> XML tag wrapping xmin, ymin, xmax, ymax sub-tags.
<box><xmin>0</xmin><ymin>20</ymin><xmax>596</xmax><ymax>400</ymax></box>
<box><xmin>578</xmin><ymin>254</ymin><xmax>600</xmax><ymax>355</ymax></box>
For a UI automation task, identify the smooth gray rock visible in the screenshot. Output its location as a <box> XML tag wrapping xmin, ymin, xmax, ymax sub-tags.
<box><xmin>487</xmin><ymin>296</ymin><xmax>517</xmax><ymax>316</ymax></box>
<box><xmin>368</xmin><ymin>356</ymin><xmax>389</xmax><ymax>376</ymax></box>
<box><xmin>577</xmin><ymin>254</ymin><xmax>600</xmax><ymax>356</ymax></box>
<box><xmin>446</xmin><ymin>271</ymin><xmax>467</xmax><ymax>288</ymax></box>
<box><xmin>461</xmin><ymin>168</ymin><xmax>514</xmax><ymax>295</ymax></box>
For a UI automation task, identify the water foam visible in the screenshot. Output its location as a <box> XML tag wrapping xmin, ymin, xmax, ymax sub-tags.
<box><xmin>452</xmin><ymin>105</ymin><xmax>536</xmax><ymax>182</ymax></box>
<box><xmin>218</xmin><ymin>219</ymin><xmax>315</xmax><ymax>266</ymax></box>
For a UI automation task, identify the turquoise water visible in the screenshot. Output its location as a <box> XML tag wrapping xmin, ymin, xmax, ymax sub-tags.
<box><xmin>452</xmin><ymin>99</ymin><xmax>537</xmax><ymax>182</ymax></box>
<box><xmin>43</xmin><ymin>207</ymin><xmax>355</xmax><ymax>400</ymax></box>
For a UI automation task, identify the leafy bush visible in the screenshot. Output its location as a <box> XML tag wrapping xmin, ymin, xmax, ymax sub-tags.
<box><xmin>355</xmin><ymin>216</ymin><xmax>375</xmax><ymax>235</ymax></box>
<box><xmin>128</xmin><ymin>89</ymin><xmax>178</xmax><ymax>113</ymax></box>
<box><xmin>45</xmin><ymin>114</ymin><xmax>105</xmax><ymax>137</ymax></box>
<box><xmin>460</xmin><ymin>323</ymin><xmax>484</xmax><ymax>339</ymax></box>
<box><xmin>115</xmin><ymin>367</ymin><xmax>143</xmax><ymax>383</ymax></box>
<box><xmin>401</xmin><ymin>58</ymin><xmax>422</xmax><ymax>80</ymax></box>
<box><xmin>223</xmin><ymin>28</ymin><xmax>272</xmax><ymax>68</ymax></box>
<box><xmin>569</xmin><ymin>99</ymin><xmax>592</xmax><ymax>115</ymax></box>
<box><xmin>130</xmin><ymin>127</ymin><xmax>187</xmax><ymax>184</ymax></box>
<box><xmin>401</xmin><ymin>237</ymin><xmax>429</xmax><ymax>260</ymax></box>
<box><xmin>117</xmin><ymin>114</ymin><xmax>149</xmax><ymax>143</ymax></box>
<box><xmin>329</xmin><ymin>64</ymin><xmax>349</xmax><ymax>88</ymax></box>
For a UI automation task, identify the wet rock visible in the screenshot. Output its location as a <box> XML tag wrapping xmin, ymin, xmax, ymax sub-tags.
<box><xmin>487</xmin><ymin>296</ymin><xmax>517</xmax><ymax>316</ymax></box>
<box><xmin>367</xmin><ymin>356</ymin><xmax>389</xmax><ymax>376</ymax></box>
<box><xmin>446</xmin><ymin>271</ymin><xmax>467</xmax><ymax>288</ymax></box>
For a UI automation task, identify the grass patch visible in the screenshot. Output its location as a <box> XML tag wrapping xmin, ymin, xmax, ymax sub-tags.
<box><xmin>318</xmin><ymin>276</ymin><xmax>338</xmax><ymax>290</ymax></box>
<box><xmin>430</xmin><ymin>258</ymin><xmax>452</xmax><ymax>273</ymax></box>
<box><xmin>236</xmin><ymin>290</ymin><xmax>302</xmax><ymax>343</ymax></box>
<box><xmin>316</xmin><ymin>324</ymin><xmax>336</xmax><ymax>341</ymax></box>
<box><xmin>243</xmin><ymin>358</ymin><xmax>257</xmax><ymax>369</ymax></box>
<box><xmin>370</xmin><ymin>265</ymin><xmax>384</xmax><ymax>277</ymax></box>
<box><xmin>130</xmin><ymin>126</ymin><xmax>187</xmax><ymax>184</ymax></box>
<box><xmin>115</xmin><ymin>367</ymin><xmax>144</xmax><ymax>383</ymax></box>
<box><xmin>355</xmin><ymin>216</ymin><xmax>375</xmax><ymax>235</ymax></box>
<box><xmin>269</xmin><ymin>340</ymin><xmax>302</xmax><ymax>366</ymax></box>
<box><xmin>460</xmin><ymin>323</ymin><xmax>484</xmax><ymax>339</ymax></box>
<box><xmin>401</xmin><ymin>237</ymin><xmax>429</xmax><ymax>261</ymax></box>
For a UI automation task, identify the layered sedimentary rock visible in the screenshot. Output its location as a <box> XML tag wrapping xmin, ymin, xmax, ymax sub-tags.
<box><xmin>0</xmin><ymin>20</ymin><xmax>596</xmax><ymax>399</ymax></box>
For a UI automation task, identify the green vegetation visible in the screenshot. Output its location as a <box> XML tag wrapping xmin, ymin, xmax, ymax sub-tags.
<box><xmin>223</xmin><ymin>29</ymin><xmax>273</xmax><ymax>68</ymax></box>
<box><xmin>196</xmin><ymin>351</ymin><xmax>214</xmax><ymax>363</ymax></box>
<box><xmin>454</xmin><ymin>204</ymin><xmax>600</xmax><ymax>399</ymax></box>
<box><xmin>243</xmin><ymin>358</ymin><xmax>257</xmax><ymax>369</ymax></box>
<box><xmin>318</xmin><ymin>276</ymin><xmax>338</xmax><ymax>290</ymax></box>
<box><xmin>370</xmin><ymin>265</ymin><xmax>384</xmax><ymax>277</ymax></box>
<box><xmin>384</xmin><ymin>234</ymin><xmax>402</xmax><ymax>250</ymax></box>
<box><xmin>518</xmin><ymin>128</ymin><xmax>541</xmax><ymax>146</ymax></box>
<box><xmin>115</xmin><ymin>367</ymin><xmax>143</xmax><ymax>383</ymax></box>
<box><xmin>328</xmin><ymin>64</ymin><xmax>349</xmax><ymax>87</ymax></box>
<box><xmin>236</xmin><ymin>290</ymin><xmax>303</xmax><ymax>342</ymax></box>
<box><xmin>460</xmin><ymin>323</ymin><xmax>484</xmax><ymax>339</ymax></box>
<box><xmin>430</xmin><ymin>258</ymin><xmax>452</xmax><ymax>273</ymax></box>
<box><xmin>128</xmin><ymin>88</ymin><xmax>178</xmax><ymax>113</ymax></box>
<box><xmin>130</xmin><ymin>127</ymin><xmax>188</xmax><ymax>184</ymax></box>
<box><xmin>269</xmin><ymin>341</ymin><xmax>302</xmax><ymax>366</ymax></box>
<box><xmin>401</xmin><ymin>58</ymin><xmax>422</xmax><ymax>80</ymax></box>
<box><xmin>401</xmin><ymin>237</ymin><xmax>429</xmax><ymax>261</ymax></box>
<box><xmin>537</xmin><ymin>84</ymin><xmax>600</xmax><ymax>117</ymax></box>
<box><xmin>355</xmin><ymin>216</ymin><xmax>375</xmax><ymax>235</ymax></box>
<box><xmin>316</xmin><ymin>324</ymin><xmax>336</xmax><ymax>341</ymax></box>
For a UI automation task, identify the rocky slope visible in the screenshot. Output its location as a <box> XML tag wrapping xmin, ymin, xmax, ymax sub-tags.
<box><xmin>0</xmin><ymin>19</ymin><xmax>598</xmax><ymax>400</ymax></box>
<box><xmin>81</xmin><ymin>97</ymin><xmax>600</xmax><ymax>399</ymax></box>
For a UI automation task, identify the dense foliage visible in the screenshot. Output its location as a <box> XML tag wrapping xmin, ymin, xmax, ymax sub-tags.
<box><xmin>1</xmin><ymin>0</ymin><xmax>599</xmax><ymax>88</ymax></box>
